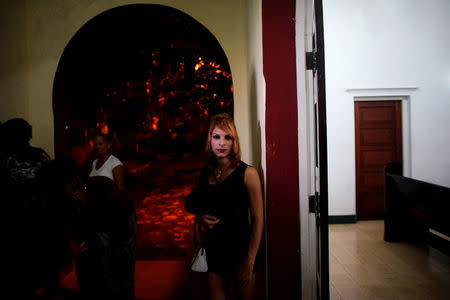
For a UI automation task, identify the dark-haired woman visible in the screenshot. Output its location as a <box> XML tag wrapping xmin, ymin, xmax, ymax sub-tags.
<box><xmin>77</xmin><ymin>133</ymin><xmax>136</xmax><ymax>300</ymax></box>
<box><xmin>185</xmin><ymin>114</ymin><xmax>264</xmax><ymax>300</ymax></box>
<box><xmin>88</xmin><ymin>133</ymin><xmax>125</xmax><ymax>189</ymax></box>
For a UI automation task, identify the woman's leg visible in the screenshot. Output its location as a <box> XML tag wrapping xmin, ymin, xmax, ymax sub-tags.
<box><xmin>208</xmin><ymin>272</ymin><xmax>227</xmax><ymax>300</ymax></box>
<box><xmin>235</xmin><ymin>273</ymin><xmax>256</xmax><ymax>300</ymax></box>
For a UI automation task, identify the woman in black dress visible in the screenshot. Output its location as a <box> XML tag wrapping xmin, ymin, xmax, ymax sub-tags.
<box><xmin>185</xmin><ymin>113</ymin><xmax>264</xmax><ymax>300</ymax></box>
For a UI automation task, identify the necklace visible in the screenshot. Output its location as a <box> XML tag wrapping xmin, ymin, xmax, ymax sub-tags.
<box><xmin>215</xmin><ymin>168</ymin><xmax>222</xmax><ymax>181</ymax></box>
<box><xmin>214</xmin><ymin>162</ymin><xmax>231</xmax><ymax>182</ymax></box>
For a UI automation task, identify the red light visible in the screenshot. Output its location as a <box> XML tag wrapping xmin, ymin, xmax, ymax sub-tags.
<box><xmin>152</xmin><ymin>117</ymin><xmax>159</xmax><ymax>130</ymax></box>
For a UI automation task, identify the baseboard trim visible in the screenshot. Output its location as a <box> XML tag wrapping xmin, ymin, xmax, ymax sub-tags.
<box><xmin>329</xmin><ymin>215</ymin><xmax>357</xmax><ymax>224</ymax></box>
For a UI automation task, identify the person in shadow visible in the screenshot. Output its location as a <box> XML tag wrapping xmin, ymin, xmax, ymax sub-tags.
<box><xmin>185</xmin><ymin>113</ymin><xmax>264</xmax><ymax>300</ymax></box>
<box><xmin>76</xmin><ymin>132</ymin><xmax>136</xmax><ymax>300</ymax></box>
<box><xmin>31</xmin><ymin>157</ymin><xmax>86</xmax><ymax>299</ymax></box>
<box><xmin>1</xmin><ymin>118</ymin><xmax>51</xmax><ymax>299</ymax></box>
<box><xmin>1</xmin><ymin>118</ymin><xmax>50</xmax><ymax>209</ymax></box>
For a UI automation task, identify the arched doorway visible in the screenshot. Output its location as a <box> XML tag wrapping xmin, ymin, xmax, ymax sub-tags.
<box><xmin>53</xmin><ymin>3</ymin><xmax>233</xmax><ymax>264</ymax></box>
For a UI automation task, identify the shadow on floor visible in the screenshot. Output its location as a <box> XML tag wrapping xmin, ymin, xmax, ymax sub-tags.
<box><xmin>52</xmin><ymin>260</ymin><xmax>208</xmax><ymax>300</ymax></box>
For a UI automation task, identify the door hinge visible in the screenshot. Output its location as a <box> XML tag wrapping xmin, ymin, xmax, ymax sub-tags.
<box><xmin>309</xmin><ymin>194</ymin><xmax>320</xmax><ymax>213</ymax></box>
<box><xmin>306</xmin><ymin>51</ymin><xmax>317</xmax><ymax>71</ymax></box>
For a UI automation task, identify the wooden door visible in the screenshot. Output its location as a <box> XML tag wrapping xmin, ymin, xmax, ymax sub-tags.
<box><xmin>355</xmin><ymin>101</ymin><xmax>402</xmax><ymax>220</ymax></box>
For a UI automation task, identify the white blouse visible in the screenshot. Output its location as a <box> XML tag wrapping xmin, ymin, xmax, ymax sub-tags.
<box><xmin>89</xmin><ymin>154</ymin><xmax>122</xmax><ymax>181</ymax></box>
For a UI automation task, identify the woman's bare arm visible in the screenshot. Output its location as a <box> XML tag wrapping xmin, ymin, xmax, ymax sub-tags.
<box><xmin>243</xmin><ymin>166</ymin><xmax>264</xmax><ymax>270</ymax></box>
<box><xmin>112</xmin><ymin>164</ymin><xmax>125</xmax><ymax>191</ymax></box>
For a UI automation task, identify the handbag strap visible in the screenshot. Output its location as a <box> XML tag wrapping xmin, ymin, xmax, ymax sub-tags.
<box><xmin>193</xmin><ymin>216</ymin><xmax>205</xmax><ymax>249</ymax></box>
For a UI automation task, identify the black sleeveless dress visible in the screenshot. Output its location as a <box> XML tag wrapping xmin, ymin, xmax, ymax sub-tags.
<box><xmin>185</xmin><ymin>162</ymin><xmax>253</xmax><ymax>277</ymax></box>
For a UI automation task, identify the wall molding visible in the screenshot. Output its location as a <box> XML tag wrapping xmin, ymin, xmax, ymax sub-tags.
<box><xmin>346</xmin><ymin>87</ymin><xmax>418</xmax><ymax>96</ymax></box>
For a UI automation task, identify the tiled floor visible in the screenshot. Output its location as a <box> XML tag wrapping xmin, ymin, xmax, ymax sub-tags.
<box><xmin>329</xmin><ymin>220</ymin><xmax>450</xmax><ymax>300</ymax></box>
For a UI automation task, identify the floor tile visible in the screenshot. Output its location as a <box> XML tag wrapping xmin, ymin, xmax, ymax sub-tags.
<box><xmin>329</xmin><ymin>220</ymin><xmax>449</xmax><ymax>300</ymax></box>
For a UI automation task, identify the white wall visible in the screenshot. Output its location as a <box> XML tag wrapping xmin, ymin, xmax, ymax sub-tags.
<box><xmin>246</xmin><ymin>0</ymin><xmax>266</xmax><ymax>172</ymax></box>
<box><xmin>0</xmin><ymin>0</ymin><xmax>29</xmax><ymax>121</ymax></box>
<box><xmin>323</xmin><ymin>0</ymin><xmax>450</xmax><ymax>216</ymax></box>
<box><xmin>246</xmin><ymin>2</ymin><xmax>266</xmax><ymax>297</ymax></box>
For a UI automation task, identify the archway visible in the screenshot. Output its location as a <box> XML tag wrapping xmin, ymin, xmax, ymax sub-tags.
<box><xmin>53</xmin><ymin>4</ymin><xmax>233</xmax><ymax>263</ymax></box>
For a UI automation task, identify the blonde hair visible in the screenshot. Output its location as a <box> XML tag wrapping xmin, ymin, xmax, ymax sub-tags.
<box><xmin>205</xmin><ymin>113</ymin><xmax>241</xmax><ymax>165</ymax></box>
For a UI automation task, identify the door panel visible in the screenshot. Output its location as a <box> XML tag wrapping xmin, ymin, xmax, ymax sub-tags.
<box><xmin>361</xmin><ymin>150</ymin><xmax>396</xmax><ymax>167</ymax></box>
<box><xmin>361</xmin><ymin>173</ymin><xmax>384</xmax><ymax>187</ymax></box>
<box><xmin>360</xmin><ymin>128</ymin><xmax>394</xmax><ymax>145</ymax></box>
<box><xmin>360</xmin><ymin>107</ymin><xmax>395</xmax><ymax>122</ymax></box>
<box><xmin>355</xmin><ymin>101</ymin><xmax>402</xmax><ymax>220</ymax></box>
<box><xmin>306</xmin><ymin>0</ymin><xmax>329</xmax><ymax>299</ymax></box>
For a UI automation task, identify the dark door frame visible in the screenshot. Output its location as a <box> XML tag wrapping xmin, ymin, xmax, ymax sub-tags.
<box><xmin>314</xmin><ymin>0</ymin><xmax>330</xmax><ymax>298</ymax></box>
<box><xmin>263</xmin><ymin>0</ymin><xmax>329</xmax><ymax>299</ymax></box>
<box><xmin>263</xmin><ymin>0</ymin><xmax>301</xmax><ymax>298</ymax></box>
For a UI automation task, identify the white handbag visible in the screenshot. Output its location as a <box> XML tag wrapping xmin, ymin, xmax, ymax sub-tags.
<box><xmin>190</xmin><ymin>217</ymin><xmax>208</xmax><ymax>272</ymax></box>
<box><xmin>191</xmin><ymin>247</ymin><xmax>208</xmax><ymax>272</ymax></box>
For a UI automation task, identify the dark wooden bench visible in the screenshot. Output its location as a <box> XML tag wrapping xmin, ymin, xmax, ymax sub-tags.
<box><xmin>384</xmin><ymin>162</ymin><xmax>450</xmax><ymax>255</ymax></box>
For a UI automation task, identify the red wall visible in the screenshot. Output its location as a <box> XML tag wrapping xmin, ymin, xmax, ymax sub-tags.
<box><xmin>263</xmin><ymin>0</ymin><xmax>301</xmax><ymax>298</ymax></box>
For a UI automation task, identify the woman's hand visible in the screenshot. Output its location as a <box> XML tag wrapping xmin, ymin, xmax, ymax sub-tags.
<box><xmin>67</xmin><ymin>177</ymin><xmax>87</xmax><ymax>206</ymax></box>
<box><xmin>79</xmin><ymin>241</ymin><xmax>88</xmax><ymax>253</ymax></box>
<box><xmin>73</xmin><ymin>184</ymin><xmax>87</xmax><ymax>200</ymax></box>
<box><xmin>198</xmin><ymin>214</ymin><xmax>220</xmax><ymax>229</ymax></box>
<box><xmin>236</xmin><ymin>259</ymin><xmax>254</xmax><ymax>286</ymax></box>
